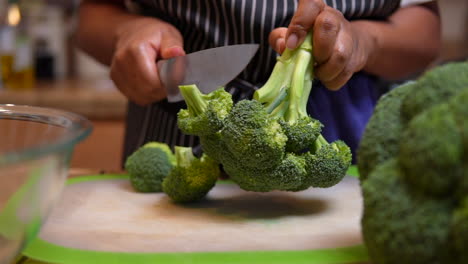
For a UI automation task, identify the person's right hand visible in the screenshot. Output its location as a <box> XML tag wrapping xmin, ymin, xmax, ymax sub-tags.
<box><xmin>110</xmin><ymin>17</ymin><xmax>185</xmax><ymax>105</ymax></box>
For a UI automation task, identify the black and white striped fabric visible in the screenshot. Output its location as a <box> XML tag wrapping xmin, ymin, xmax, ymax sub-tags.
<box><xmin>123</xmin><ymin>0</ymin><xmax>401</xmax><ymax>162</ymax></box>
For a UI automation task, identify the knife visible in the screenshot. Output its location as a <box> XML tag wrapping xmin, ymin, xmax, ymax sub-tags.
<box><xmin>157</xmin><ymin>44</ymin><xmax>259</xmax><ymax>102</ymax></box>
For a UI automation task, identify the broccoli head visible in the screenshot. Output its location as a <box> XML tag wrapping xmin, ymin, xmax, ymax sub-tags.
<box><xmin>125</xmin><ymin>142</ymin><xmax>176</xmax><ymax>192</ymax></box>
<box><xmin>177</xmin><ymin>32</ymin><xmax>351</xmax><ymax>193</ymax></box>
<box><xmin>162</xmin><ymin>146</ymin><xmax>220</xmax><ymax>203</ymax></box>
<box><xmin>358</xmin><ymin>61</ymin><xmax>468</xmax><ymax>264</ymax></box>
<box><xmin>177</xmin><ymin>85</ymin><xmax>233</xmax><ymax>136</ymax></box>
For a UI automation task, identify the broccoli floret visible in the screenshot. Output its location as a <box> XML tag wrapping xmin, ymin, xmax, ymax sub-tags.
<box><xmin>305</xmin><ymin>137</ymin><xmax>352</xmax><ymax>188</ymax></box>
<box><xmin>221</xmin><ymin>100</ymin><xmax>287</xmax><ymax>170</ymax></box>
<box><xmin>361</xmin><ymin>159</ymin><xmax>453</xmax><ymax>264</ymax></box>
<box><xmin>199</xmin><ymin>132</ymin><xmax>226</xmax><ymax>163</ymax></box>
<box><xmin>357</xmin><ymin>81</ymin><xmax>415</xmax><ymax>180</ymax></box>
<box><xmin>401</xmin><ymin>61</ymin><xmax>468</xmax><ymax>122</ymax></box>
<box><xmin>177</xmin><ymin>85</ymin><xmax>233</xmax><ymax>136</ymax></box>
<box><xmin>177</xmin><ymin>32</ymin><xmax>351</xmax><ymax>193</ymax></box>
<box><xmin>125</xmin><ymin>142</ymin><xmax>176</xmax><ymax>192</ymax></box>
<box><xmin>280</xmin><ymin>117</ymin><xmax>322</xmax><ymax>153</ymax></box>
<box><xmin>162</xmin><ymin>147</ymin><xmax>220</xmax><ymax>203</ymax></box>
<box><xmin>399</xmin><ymin>103</ymin><xmax>463</xmax><ymax>196</ymax></box>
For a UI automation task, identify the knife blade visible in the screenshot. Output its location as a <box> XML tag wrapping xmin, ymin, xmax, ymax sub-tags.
<box><xmin>157</xmin><ymin>44</ymin><xmax>259</xmax><ymax>102</ymax></box>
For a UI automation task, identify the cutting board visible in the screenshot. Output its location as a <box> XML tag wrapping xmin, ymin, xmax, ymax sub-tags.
<box><xmin>23</xmin><ymin>173</ymin><xmax>369</xmax><ymax>264</ymax></box>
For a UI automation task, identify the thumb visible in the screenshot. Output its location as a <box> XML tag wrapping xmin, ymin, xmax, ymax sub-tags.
<box><xmin>286</xmin><ymin>0</ymin><xmax>325</xmax><ymax>49</ymax></box>
<box><xmin>159</xmin><ymin>33</ymin><xmax>185</xmax><ymax>59</ymax></box>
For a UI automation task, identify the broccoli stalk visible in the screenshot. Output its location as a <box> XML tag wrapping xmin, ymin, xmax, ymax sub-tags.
<box><xmin>254</xmin><ymin>34</ymin><xmax>313</xmax><ymax>119</ymax></box>
<box><xmin>180</xmin><ymin>85</ymin><xmax>208</xmax><ymax>117</ymax></box>
<box><xmin>253</xmin><ymin>33</ymin><xmax>322</xmax><ymax>153</ymax></box>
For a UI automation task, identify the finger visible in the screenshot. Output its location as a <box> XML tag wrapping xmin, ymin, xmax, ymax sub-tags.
<box><xmin>321</xmin><ymin>66</ymin><xmax>354</xmax><ymax>91</ymax></box>
<box><xmin>315</xmin><ymin>34</ymin><xmax>352</xmax><ymax>82</ymax></box>
<box><xmin>286</xmin><ymin>0</ymin><xmax>326</xmax><ymax>50</ymax></box>
<box><xmin>313</xmin><ymin>7</ymin><xmax>341</xmax><ymax>64</ymax></box>
<box><xmin>159</xmin><ymin>32</ymin><xmax>185</xmax><ymax>59</ymax></box>
<box><xmin>269</xmin><ymin>27</ymin><xmax>288</xmax><ymax>54</ymax></box>
<box><xmin>111</xmin><ymin>42</ymin><xmax>166</xmax><ymax>105</ymax></box>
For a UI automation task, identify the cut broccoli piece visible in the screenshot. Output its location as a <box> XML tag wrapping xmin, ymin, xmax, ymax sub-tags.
<box><xmin>162</xmin><ymin>147</ymin><xmax>220</xmax><ymax>203</ymax></box>
<box><xmin>177</xmin><ymin>85</ymin><xmax>233</xmax><ymax>136</ymax></box>
<box><xmin>361</xmin><ymin>159</ymin><xmax>453</xmax><ymax>264</ymax></box>
<box><xmin>357</xmin><ymin>81</ymin><xmax>415</xmax><ymax>180</ymax></box>
<box><xmin>125</xmin><ymin>142</ymin><xmax>176</xmax><ymax>192</ymax></box>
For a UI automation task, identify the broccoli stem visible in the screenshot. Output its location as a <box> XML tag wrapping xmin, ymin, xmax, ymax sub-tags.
<box><xmin>179</xmin><ymin>85</ymin><xmax>208</xmax><ymax>116</ymax></box>
<box><xmin>174</xmin><ymin>146</ymin><xmax>195</xmax><ymax>168</ymax></box>
<box><xmin>312</xmin><ymin>134</ymin><xmax>329</xmax><ymax>153</ymax></box>
<box><xmin>254</xmin><ymin>32</ymin><xmax>314</xmax><ymax>124</ymax></box>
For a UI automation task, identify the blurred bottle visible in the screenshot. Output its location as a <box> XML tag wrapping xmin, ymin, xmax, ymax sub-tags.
<box><xmin>8</xmin><ymin>35</ymin><xmax>34</xmax><ymax>90</ymax></box>
<box><xmin>0</xmin><ymin>24</ymin><xmax>15</xmax><ymax>87</ymax></box>
<box><xmin>34</xmin><ymin>38</ymin><xmax>55</xmax><ymax>80</ymax></box>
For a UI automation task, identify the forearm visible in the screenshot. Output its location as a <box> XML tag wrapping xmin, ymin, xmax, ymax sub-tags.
<box><xmin>354</xmin><ymin>3</ymin><xmax>441</xmax><ymax>80</ymax></box>
<box><xmin>76</xmin><ymin>0</ymin><xmax>158</xmax><ymax>65</ymax></box>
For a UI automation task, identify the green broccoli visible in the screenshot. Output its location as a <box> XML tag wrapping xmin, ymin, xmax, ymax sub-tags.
<box><xmin>305</xmin><ymin>138</ymin><xmax>352</xmax><ymax>188</ymax></box>
<box><xmin>177</xmin><ymin>32</ymin><xmax>351</xmax><ymax>192</ymax></box>
<box><xmin>399</xmin><ymin>102</ymin><xmax>463</xmax><ymax>196</ymax></box>
<box><xmin>357</xmin><ymin>61</ymin><xmax>468</xmax><ymax>264</ymax></box>
<box><xmin>357</xmin><ymin>81</ymin><xmax>415</xmax><ymax>180</ymax></box>
<box><xmin>401</xmin><ymin>61</ymin><xmax>468</xmax><ymax>122</ymax></box>
<box><xmin>361</xmin><ymin>159</ymin><xmax>453</xmax><ymax>264</ymax></box>
<box><xmin>452</xmin><ymin>198</ymin><xmax>468</xmax><ymax>263</ymax></box>
<box><xmin>125</xmin><ymin>142</ymin><xmax>176</xmax><ymax>192</ymax></box>
<box><xmin>177</xmin><ymin>85</ymin><xmax>233</xmax><ymax>136</ymax></box>
<box><xmin>221</xmin><ymin>99</ymin><xmax>287</xmax><ymax>170</ymax></box>
<box><xmin>162</xmin><ymin>146</ymin><xmax>220</xmax><ymax>203</ymax></box>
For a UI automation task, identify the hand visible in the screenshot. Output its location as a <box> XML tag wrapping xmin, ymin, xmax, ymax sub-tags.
<box><xmin>269</xmin><ymin>0</ymin><xmax>376</xmax><ymax>90</ymax></box>
<box><xmin>110</xmin><ymin>17</ymin><xmax>185</xmax><ymax>105</ymax></box>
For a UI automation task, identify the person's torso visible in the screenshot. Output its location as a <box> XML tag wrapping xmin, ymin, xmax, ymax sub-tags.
<box><xmin>134</xmin><ymin>0</ymin><xmax>400</xmax><ymax>87</ymax></box>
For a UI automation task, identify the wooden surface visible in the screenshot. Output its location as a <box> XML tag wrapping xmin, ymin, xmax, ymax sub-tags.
<box><xmin>37</xmin><ymin>176</ymin><xmax>363</xmax><ymax>253</ymax></box>
<box><xmin>0</xmin><ymin>79</ymin><xmax>127</xmax><ymax>120</ymax></box>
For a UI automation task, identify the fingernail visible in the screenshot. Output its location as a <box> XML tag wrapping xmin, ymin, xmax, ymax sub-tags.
<box><xmin>170</xmin><ymin>46</ymin><xmax>185</xmax><ymax>57</ymax></box>
<box><xmin>275</xmin><ymin>39</ymin><xmax>283</xmax><ymax>53</ymax></box>
<box><xmin>286</xmin><ymin>33</ymin><xmax>298</xmax><ymax>49</ymax></box>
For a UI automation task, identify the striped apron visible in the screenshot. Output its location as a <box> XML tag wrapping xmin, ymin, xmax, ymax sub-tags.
<box><xmin>124</xmin><ymin>0</ymin><xmax>401</xmax><ymax>164</ymax></box>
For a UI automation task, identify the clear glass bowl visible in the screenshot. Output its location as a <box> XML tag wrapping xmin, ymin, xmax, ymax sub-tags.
<box><xmin>0</xmin><ymin>104</ymin><xmax>92</xmax><ymax>264</ymax></box>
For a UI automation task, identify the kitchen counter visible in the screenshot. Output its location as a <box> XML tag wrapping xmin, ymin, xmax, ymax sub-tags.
<box><xmin>0</xmin><ymin>79</ymin><xmax>128</xmax><ymax>120</ymax></box>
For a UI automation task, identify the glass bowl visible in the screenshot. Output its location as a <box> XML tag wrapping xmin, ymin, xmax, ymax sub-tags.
<box><xmin>0</xmin><ymin>104</ymin><xmax>92</xmax><ymax>264</ymax></box>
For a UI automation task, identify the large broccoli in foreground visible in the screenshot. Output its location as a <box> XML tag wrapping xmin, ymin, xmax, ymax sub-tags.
<box><xmin>177</xmin><ymin>32</ymin><xmax>351</xmax><ymax>192</ymax></box>
<box><xmin>125</xmin><ymin>142</ymin><xmax>176</xmax><ymax>192</ymax></box>
<box><xmin>357</xmin><ymin>61</ymin><xmax>468</xmax><ymax>264</ymax></box>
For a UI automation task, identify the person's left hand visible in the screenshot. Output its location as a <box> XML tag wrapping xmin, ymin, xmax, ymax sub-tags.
<box><xmin>269</xmin><ymin>0</ymin><xmax>376</xmax><ymax>90</ymax></box>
